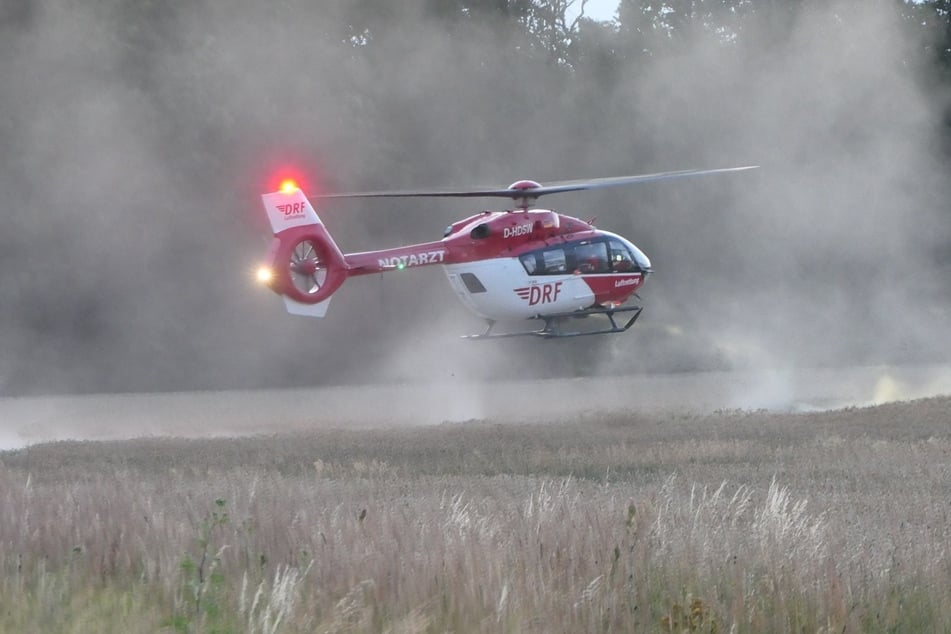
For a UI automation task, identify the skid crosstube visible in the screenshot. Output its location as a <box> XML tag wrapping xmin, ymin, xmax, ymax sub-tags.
<box><xmin>463</xmin><ymin>305</ymin><xmax>643</xmax><ymax>340</ymax></box>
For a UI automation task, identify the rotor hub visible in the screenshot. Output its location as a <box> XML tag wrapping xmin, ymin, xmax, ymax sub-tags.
<box><xmin>507</xmin><ymin>179</ymin><xmax>542</xmax><ymax>191</ymax></box>
<box><xmin>292</xmin><ymin>259</ymin><xmax>320</xmax><ymax>276</ymax></box>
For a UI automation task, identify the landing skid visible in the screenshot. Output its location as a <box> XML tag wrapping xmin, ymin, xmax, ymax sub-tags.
<box><xmin>463</xmin><ymin>306</ymin><xmax>643</xmax><ymax>340</ymax></box>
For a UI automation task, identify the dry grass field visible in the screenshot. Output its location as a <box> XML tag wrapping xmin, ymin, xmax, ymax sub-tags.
<box><xmin>1</xmin><ymin>396</ymin><xmax>949</xmax><ymax>632</ymax></box>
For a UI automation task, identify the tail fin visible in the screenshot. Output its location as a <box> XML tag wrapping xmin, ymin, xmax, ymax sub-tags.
<box><xmin>259</xmin><ymin>187</ymin><xmax>347</xmax><ymax>317</ymax></box>
<box><xmin>261</xmin><ymin>186</ymin><xmax>323</xmax><ymax>234</ymax></box>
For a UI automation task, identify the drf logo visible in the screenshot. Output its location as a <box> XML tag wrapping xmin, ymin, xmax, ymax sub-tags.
<box><xmin>276</xmin><ymin>203</ymin><xmax>306</xmax><ymax>219</ymax></box>
<box><xmin>514</xmin><ymin>281</ymin><xmax>563</xmax><ymax>306</ymax></box>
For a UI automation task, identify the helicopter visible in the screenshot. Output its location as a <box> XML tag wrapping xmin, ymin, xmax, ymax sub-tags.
<box><xmin>256</xmin><ymin>166</ymin><xmax>757</xmax><ymax>338</ymax></box>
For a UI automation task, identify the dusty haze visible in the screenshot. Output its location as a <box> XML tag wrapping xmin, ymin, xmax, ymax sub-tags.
<box><xmin>0</xmin><ymin>0</ymin><xmax>948</xmax><ymax>395</ymax></box>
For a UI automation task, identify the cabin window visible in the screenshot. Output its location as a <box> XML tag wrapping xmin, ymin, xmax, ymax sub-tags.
<box><xmin>459</xmin><ymin>272</ymin><xmax>487</xmax><ymax>293</ymax></box>
<box><xmin>520</xmin><ymin>241</ymin><xmax>614</xmax><ymax>276</ymax></box>
<box><xmin>519</xmin><ymin>253</ymin><xmax>538</xmax><ymax>274</ymax></box>
<box><xmin>540</xmin><ymin>248</ymin><xmax>567</xmax><ymax>273</ymax></box>
<box><xmin>572</xmin><ymin>241</ymin><xmax>610</xmax><ymax>273</ymax></box>
<box><xmin>520</xmin><ymin>249</ymin><xmax>567</xmax><ymax>275</ymax></box>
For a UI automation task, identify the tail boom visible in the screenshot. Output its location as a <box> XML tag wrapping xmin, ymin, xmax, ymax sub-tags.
<box><xmin>343</xmin><ymin>241</ymin><xmax>451</xmax><ymax>275</ymax></box>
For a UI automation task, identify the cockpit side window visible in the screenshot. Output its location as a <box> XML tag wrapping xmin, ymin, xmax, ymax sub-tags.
<box><xmin>608</xmin><ymin>238</ymin><xmax>637</xmax><ymax>272</ymax></box>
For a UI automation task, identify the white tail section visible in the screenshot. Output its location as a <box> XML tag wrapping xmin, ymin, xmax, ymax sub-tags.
<box><xmin>283</xmin><ymin>296</ymin><xmax>332</xmax><ymax>318</ymax></box>
<box><xmin>261</xmin><ymin>188</ymin><xmax>322</xmax><ymax>233</ymax></box>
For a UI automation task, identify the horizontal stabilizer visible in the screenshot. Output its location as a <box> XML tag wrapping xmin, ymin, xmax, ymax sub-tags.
<box><xmin>283</xmin><ymin>296</ymin><xmax>332</xmax><ymax>318</ymax></box>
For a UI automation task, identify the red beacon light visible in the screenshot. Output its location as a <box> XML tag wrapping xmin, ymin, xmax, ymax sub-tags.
<box><xmin>279</xmin><ymin>179</ymin><xmax>299</xmax><ymax>194</ymax></box>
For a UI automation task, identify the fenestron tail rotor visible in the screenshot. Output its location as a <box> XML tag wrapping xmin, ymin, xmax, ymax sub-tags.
<box><xmin>288</xmin><ymin>239</ymin><xmax>328</xmax><ymax>296</ymax></box>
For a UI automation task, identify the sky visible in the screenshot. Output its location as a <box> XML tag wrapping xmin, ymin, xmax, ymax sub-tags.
<box><xmin>572</xmin><ymin>0</ymin><xmax>619</xmax><ymax>22</ymax></box>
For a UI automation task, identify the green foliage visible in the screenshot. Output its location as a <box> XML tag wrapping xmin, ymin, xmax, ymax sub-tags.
<box><xmin>163</xmin><ymin>498</ymin><xmax>237</xmax><ymax>634</ymax></box>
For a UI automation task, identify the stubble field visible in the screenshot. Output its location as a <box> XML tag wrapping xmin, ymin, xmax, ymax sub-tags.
<box><xmin>1</xmin><ymin>391</ymin><xmax>949</xmax><ymax>633</ymax></box>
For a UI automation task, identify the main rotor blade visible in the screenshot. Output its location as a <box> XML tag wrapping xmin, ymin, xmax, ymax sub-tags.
<box><xmin>318</xmin><ymin>188</ymin><xmax>527</xmax><ymax>200</ymax></box>
<box><xmin>521</xmin><ymin>166</ymin><xmax>759</xmax><ymax>197</ymax></box>
<box><xmin>314</xmin><ymin>166</ymin><xmax>758</xmax><ymax>201</ymax></box>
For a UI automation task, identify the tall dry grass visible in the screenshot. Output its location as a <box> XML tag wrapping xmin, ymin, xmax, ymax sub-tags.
<box><xmin>0</xmin><ymin>397</ymin><xmax>949</xmax><ymax>632</ymax></box>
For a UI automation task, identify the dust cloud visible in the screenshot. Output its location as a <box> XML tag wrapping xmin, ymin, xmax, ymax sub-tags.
<box><xmin>0</xmin><ymin>0</ymin><xmax>948</xmax><ymax>398</ymax></box>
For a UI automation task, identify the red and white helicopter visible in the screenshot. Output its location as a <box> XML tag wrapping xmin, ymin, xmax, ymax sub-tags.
<box><xmin>256</xmin><ymin>167</ymin><xmax>756</xmax><ymax>338</ymax></box>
